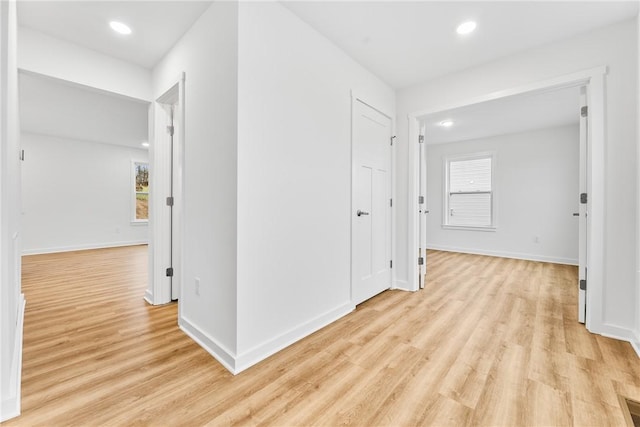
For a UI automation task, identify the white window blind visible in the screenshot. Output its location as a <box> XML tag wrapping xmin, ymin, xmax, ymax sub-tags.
<box><xmin>447</xmin><ymin>156</ymin><xmax>493</xmax><ymax>227</ymax></box>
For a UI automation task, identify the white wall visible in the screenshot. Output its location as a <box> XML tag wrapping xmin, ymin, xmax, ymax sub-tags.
<box><xmin>152</xmin><ymin>2</ymin><xmax>239</xmax><ymax>366</ymax></box>
<box><xmin>397</xmin><ymin>19</ymin><xmax>637</xmax><ymax>335</ymax></box>
<box><xmin>426</xmin><ymin>125</ymin><xmax>579</xmax><ymax>265</ymax></box>
<box><xmin>153</xmin><ymin>1</ymin><xmax>395</xmax><ymax>373</ymax></box>
<box><xmin>18</xmin><ymin>27</ymin><xmax>151</xmax><ymax>102</ymax></box>
<box><xmin>0</xmin><ymin>0</ymin><xmax>24</xmax><ymax>421</ymax></box>
<box><xmin>21</xmin><ymin>133</ymin><xmax>148</xmax><ymax>254</ymax></box>
<box><xmin>234</xmin><ymin>2</ymin><xmax>394</xmax><ymax>369</ymax></box>
<box><xmin>636</xmin><ymin>13</ymin><xmax>640</xmax><ymax>355</ymax></box>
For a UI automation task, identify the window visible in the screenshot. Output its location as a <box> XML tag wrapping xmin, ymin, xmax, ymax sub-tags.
<box><xmin>133</xmin><ymin>161</ymin><xmax>149</xmax><ymax>222</ymax></box>
<box><xmin>444</xmin><ymin>153</ymin><xmax>494</xmax><ymax>229</ymax></box>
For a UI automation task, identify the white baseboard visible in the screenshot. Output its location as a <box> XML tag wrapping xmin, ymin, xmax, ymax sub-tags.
<box><xmin>143</xmin><ymin>289</ymin><xmax>154</xmax><ymax>305</ymax></box>
<box><xmin>593</xmin><ymin>323</ymin><xmax>640</xmax><ymax>358</ymax></box>
<box><xmin>234</xmin><ymin>302</ymin><xmax>354</xmax><ymax>374</ymax></box>
<box><xmin>426</xmin><ymin>244</ymin><xmax>578</xmax><ymax>266</ymax></box>
<box><xmin>181</xmin><ymin>303</ymin><xmax>355</xmax><ymax>375</ymax></box>
<box><xmin>631</xmin><ymin>333</ymin><xmax>640</xmax><ymax>358</ymax></box>
<box><xmin>393</xmin><ymin>279</ymin><xmax>411</xmax><ymax>292</ymax></box>
<box><xmin>0</xmin><ymin>294</ymin><xmax>25</xmax><ymax>423</ymax></box>
<box><xmin>179</xmin><ymin>316</ymin><xmax>238</xmax><ymax>374</ymax></box>
<box><xmin>22</xmin><ymin>240</ymin><xmax>148</xmax><ymax>256</ymax></box>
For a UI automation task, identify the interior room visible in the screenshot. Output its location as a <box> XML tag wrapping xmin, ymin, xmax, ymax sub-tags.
<box><xmin>1</xmin><ymin>1</ymin><xmax>639</xmax><ymax>425</ymax></box>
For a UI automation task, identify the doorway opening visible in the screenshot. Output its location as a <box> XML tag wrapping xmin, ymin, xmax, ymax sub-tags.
<box><xmin>416</xmin><ymin>85</ymin><xmax>587</xmax><ymax>321</ymax></box>
<box><xmin>407</xmin><ymin>66</ymin><xmax>606</xmax><ymax>333</ymax></box>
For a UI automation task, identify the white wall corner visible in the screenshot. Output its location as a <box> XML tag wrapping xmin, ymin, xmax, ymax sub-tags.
<box><xmin>0</xmin><ymin>294</ymin><xmax>25</xmax><ymax>423</ymax></box>
<box><xmin>234</xmin><ymin>302</ymin><xmax>354</xmax><ymax>374</ymax></box>
<box><xmin>179</xmin><ymin>316</ymin><xmax>237</xmax><ymax>374</ymax></box>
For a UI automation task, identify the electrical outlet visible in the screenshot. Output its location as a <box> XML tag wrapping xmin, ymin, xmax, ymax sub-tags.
<box><xmin>195</xmin><ymin>277</ymin><xmax>200</xmax><ymax>296</ymax></box>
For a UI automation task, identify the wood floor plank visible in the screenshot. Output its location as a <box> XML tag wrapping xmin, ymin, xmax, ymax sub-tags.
<box><xmin>6</xmin><ymin>246</ymin><xmax>639</xmax><ymax>426</ymax></box>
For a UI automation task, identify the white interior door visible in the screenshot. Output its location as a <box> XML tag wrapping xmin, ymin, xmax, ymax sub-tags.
<box><xmin>418</xmin><ymin>127</ymin><xmax>427</xmax><ymax>288</ymax></box>
<box><xmin>578</xmin><ymin>88</ymin><xmax>588</xmax><ymax>323</ymax></box>
<box><xmin>352</xmin><ymin>99</ymin><xmax>392</xmax><ymax>305</ymax></box>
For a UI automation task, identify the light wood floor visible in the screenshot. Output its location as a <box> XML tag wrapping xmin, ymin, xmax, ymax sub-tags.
<box><xmin>6</xmin><ymin>246</ymin><xmax>640</xmax><ymax>426</ymax></box>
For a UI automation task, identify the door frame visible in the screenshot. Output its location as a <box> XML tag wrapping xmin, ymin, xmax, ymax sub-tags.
<box><xmin>407</xmin><ymin>66</ymin><xmax>606</xmax><ymax>334</ymax></box>
<box><xmin>146</xmin><ymin>72</ymin><xmax>185</xmax><ymax>307</ymax></box>
<box><xmin>350</xmin><ymin>91</ymin><xmax>396</xmax><ymax>303</ymax></box>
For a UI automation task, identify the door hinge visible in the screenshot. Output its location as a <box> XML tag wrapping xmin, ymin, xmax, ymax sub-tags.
<box><xmin>418</xmin><ymin>257</ymin><xmax>424</xmax><ymax>266</ymax></box>
<box><xmin>166</xmin><ymin>196</ymin><xmax>174</xmax><ymax>206</ymax></box>
<box><xmin>418</xmin><ymin>135</ymin><xmax>425</xmax><ymax>144</ymax></box>
<box><xmin>581</xmin><ymin>106</ymin><xmax>588</xmax><ymax>118</ymax></box>
<box><xmin>19</xmin><ymin>149</ymin><xmax>24</xmax><ymax>161</ymax></box>
<box><xmin>390</xmin><ymin>198</ymin><xmax>393</xmax><ymax>207</ymax></box>
<box><xmin>390</xmin><ymin>260</ymin><xmax>393</xmax><ymax>269</ymax></box>
<box><xmin>580</xmin><ymin>193</ymin><xmax>587</xmax><ymax>204</ymax></box>
<box><xmin>166</xmin><ymin>267</ymin><xmax>174</xmax><ymax>277</ymax></box>
<box><xmin>390</xmin><ymin>136</ymin><xmax>396</xmax><ymax>146</ymax></box>
<box><xmin>167</xmin><ymin>125</ymin><xmax>175</xmax><ymax>136</ymax></box>
<box><xmin>579</xmin><ymin>279</ymin><xmax>586</xmax><ymax>290</ymax></box>
<box><xmin>419</xmin><ymin>195</ymin><xmax>425</xmax><ymax>204</ymax></box>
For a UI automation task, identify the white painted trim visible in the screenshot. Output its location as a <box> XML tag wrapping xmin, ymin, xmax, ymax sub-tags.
<box><xmin>426</xmin><ymin>244</ymin><xmax>578</xmax><ymax>266</ymax></box>
<box><xmin>0</xmin><ymin>294</ymin><xmax>25</xmax><ymax>423</ymax></box>
<box><xmin>442</xmin><ymin>151</ymin><xmax>496</xmax><ymax>229</ymax></box>
<box><xmin>408</xmin><ymin>66</ymin><xmax>607</xmax><ymax>333</ymax></box>
<box><xmin>598</xmin><ymin>325</ymin><xmax>634</xmax><ymax>341</ymax></box>
<box><xmin>21</xmin><ymin>240</ymin><xmax>148</xmax><ymax>256</ymax></box>
<box><xmin>631</xmin><ymin>329</ymin><xmax>640</xmax><ymax>358</ymax></box>
<box><xmin>150</xmin><ymin>72</ymin><xmax>185</xmax><ymax>305</ymax></box>
<box><xmin>234</xmin><ymin>302</ymin><xmax>354</xmax><ymax>374</ymax></box>
<box><xmin>182</xmin><ymin>302</ymin><xmax>354</xmax><ymax>375</ymax></box>
<box><xmin>584</xmin><ymin>72</ymin><xmax>606</xmax><ymax>336</ymax></box>
<box><xmin>350</xmin><ymin>90</ymin><xmax>395</xmax><ymax>304</ymax></box>
<box><xmin>143</xmin><ymin>289</ymin><xmax>154</xmax><ymax>305</ymax></box>
<box><xmin>179</xmin><ymin>316</ymin><xmax>237</xmax><ymax>374</ymax></box>
<box><xmin>410</xmin><ymin>66</ymin><xmax>607</xmax><ymax>119</ymax></box>
<box><xmin>393</xmin><ymin>279</ymin><xmax>411</xmax><ymax>292</ymax></box>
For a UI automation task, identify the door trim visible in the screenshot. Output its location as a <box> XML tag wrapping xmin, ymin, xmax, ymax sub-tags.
<box><xmin>407</xmin><ymin>66</ymin><xmax>607</xmax><ymax>334</ymax></box>
<box><xmin>146</xmin><ymin>72</ymin><xmax>185</xmax><ymax>306</ymax></box>
<box><xmin>350</xmin><ymin>91</ymin><xmax>396</xmax><ymax>304</ymax></box>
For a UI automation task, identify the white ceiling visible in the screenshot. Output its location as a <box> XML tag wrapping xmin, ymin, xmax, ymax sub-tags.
<box><xmin>14</xmin><ymin>1</ymin><xmax>637</xmax><ymax>149</ymax></box>
<box><xmin>19</xmin><ymin>71</ymin><xmax>149</xmax><ymax>149</ymax></box>
<box><xmin>17</xmin><ymin>1</ymin><xmax>213</xmax><ymax>69</ymax></box>
<box><xmin>16</xmin><ymin>1</ymin><xmax>638</xmax><ymax>87</ymax></box>
<box><xmin>420</xmin><ymin>86</ymin><xmax>581</xmax><ymax>144</ymax></box>
<box><xmin>282</xmin><ymin>1</ymin><xmax>639</xmax><ymax>88</ymax></box>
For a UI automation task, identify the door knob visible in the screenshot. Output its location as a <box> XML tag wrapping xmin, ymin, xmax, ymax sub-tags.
<box><xmin>357</xmin><ymin>210</ymin><xmax>370</xmax><ymax>217</ymax></box>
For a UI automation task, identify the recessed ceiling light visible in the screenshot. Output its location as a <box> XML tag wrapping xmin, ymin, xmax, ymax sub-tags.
<box><xmin>110</xmin><ymin>21</ymin><xmax>132</xmax><ymax>35</ymax></box>
<box><xmin>141</xmin><ymin>142</ymin><xmax>149</xmax><ymax>148</ymax></box>
<box><xmin>439</xmin><ymin>120</ymin><xmax>454</xmax><ymax>127</ymax></box>
<box><xmin>456</xmin><ymin>21</ymin><xmax>477</xmax><ymax>35</ymax></box>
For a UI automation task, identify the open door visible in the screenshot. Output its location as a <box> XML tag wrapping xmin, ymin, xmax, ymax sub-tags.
<box><xmin>577</xmin><ymin>87</ymin><xmax>588</xmax><ymax>323</ymax></box>
<box><xmin>150</xmin><ymin>74</ymin><xmax>184</xmax><ymax>305</ymax></box>
<box><xmin>418</xmin><ymin>126</ymin><xmax>427</xmax><ymax>288</ymax></box>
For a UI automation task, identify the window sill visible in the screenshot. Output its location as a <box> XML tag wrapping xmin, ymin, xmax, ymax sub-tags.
<box><xmin>131</xmin><ymin>220</ymin><xmax>149</xmax><ymax>226</ymax></box>
<box><xmin>442</xmin><ymin>224</ymin><xmax>496</xmax><ymax>232</ymax></box>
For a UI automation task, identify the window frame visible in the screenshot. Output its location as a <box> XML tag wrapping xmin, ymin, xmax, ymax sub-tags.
<box><xmin>131</xmin><ymin>160</ymin><xmax>149</xmax><ymax>224</ymax></box>
<box><xmin>442</xmin><ymin>152</ymin><xmax>496</xmax><ymax>232</ymax></box>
